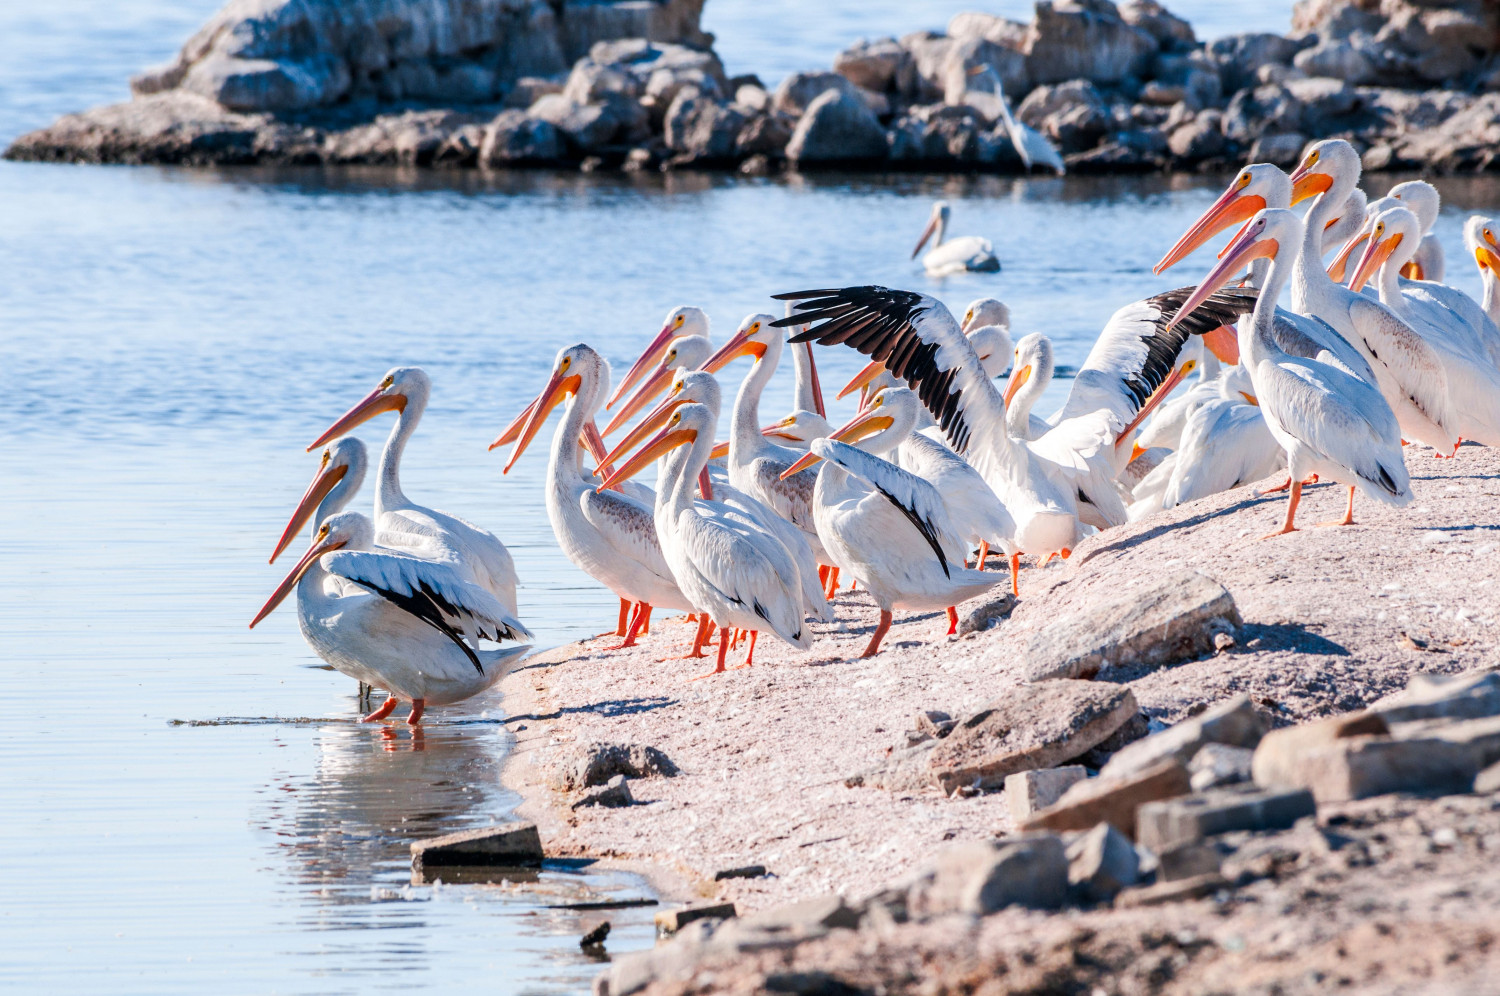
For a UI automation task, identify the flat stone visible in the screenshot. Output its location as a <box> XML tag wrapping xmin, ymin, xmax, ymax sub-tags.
<box><xmin>572</xmin><ymin>774</ymin><xmax>634</xmax><ymax>809</ymax></box>
<box><xmin>1371</xmin><ymin>669</ymin><xmax>1500</xmax><ymax>725</ymax></box>
<box><xmin>410</xmin><ymin>822</ymin><xmax>543</xmax><ymax>868</ymax></box>
<box><xmin>1020</xmin><ymin>758</ymin><xmax>1192</xmax><ymax>839</ymax></box>
<box><xmin>1100</xmin><ymin>695</ymin><xmax>1268</xmax><ymax>781</ymax></box>
<box><xmin>1154</xmin><ymin>839</ymin><xmax>1224</xmax><ymax>882</ymax></box>
<box><xmin>1136</xmin><ymin>785</ymin><xmax>1316</xmax><ymax>852</ymax></box>
<box><xmin>1066</xmin><ymin>822</ymin><xmax>1139</xmax><ymax>902</ymax></box>
<box><xmin>844</xmin><ymin>738</ymin><xmax>939</xmax><ymax>793</ymax></box>
<box><xmin>907</xmin><ymin>836</ymin><xmax>1068</xmax><ymax>917</ymax></box>
<box><xmin>1072</xmin><ymin>710</ymin><xmax>1150</xmax><ymax>769</ymax></box>
<box><xmin>1395</xmin><ymin>715</ymin><xmax>1500</xmax><ymax>769</ymax></box>
<box><xmin>740</xmin><ymin>895</ymin><xmax>859</xmax><ymax>932</ymax></box>
<box><xmin>1006</xmin><ymin>766</ymin><xmax>1089</xmax><ymax>822</ymax></box>
<box><xmin>958</xmin><ymin>593</ymin><xmax>1017</xmax><ymax>634</ymax></box>
<box><xmin>1114</xmin><ymin>872</ymin><xmax>1230</xmax><ymax>908</ymax></box>
<box><xmin>928</xmin><ymin>680</ymin><xmax>1139</xmax><ymax>794</ymax></box>
<box><xmin>1264</xmin><ymin>735</ymin><xmax>1480</xmax><ymax>803</ymax></box>
<box><xmin>1019</xmin><ymin>570</ymin><xmax>1240</xmax><ymax>681</ymax></box>
<box><xmin>1251</xmin><ymin>711</ymin><xmax>1391</xmax><ymax>789</ymax></box>
<box><xmin>916</xmin><ymin>709</ymin><xmax>955</xmax><ymax>738</ymax></box>
<box><xmin>1189</xmin><ymin>743</ymin><xmax>1255</xmax><ymax>792</ymax></box>
<box><xmin>713</xmin><ymin>864</ymin><xmax>767</xmax><ymax>881</ymax></box>
<box><xmin>654</xmin><ymin>902</ymin><xmax>736</xmax><ymax>936</ymax></box>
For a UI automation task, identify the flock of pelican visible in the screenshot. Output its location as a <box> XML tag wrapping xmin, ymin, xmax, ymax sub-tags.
<box><xmin>253</xmin><ymin>137</ymin><xmax>1500</xmax><ymax>722</ymax></box>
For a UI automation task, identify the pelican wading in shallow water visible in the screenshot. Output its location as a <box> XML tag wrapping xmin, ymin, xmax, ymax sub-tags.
<box><xmin>250</xmin><ymin>512</ymin><xmax>532</xmax><ymax>724</ymax></box>
<box><xmin>308</xmin><ymin>366</ymin><xmax>523</xmax><ymax>616</ymax></box>
<box><xmin>912</xmin><ymin>201</ymin><xmax>1000</xmax><ymax>276</ymax></box>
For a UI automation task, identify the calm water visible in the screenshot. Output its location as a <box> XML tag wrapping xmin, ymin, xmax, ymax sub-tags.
<box><xmin>1</xmin><ymin>1</ymin><xmax>1492</xmax><ymax>993</ymax></box>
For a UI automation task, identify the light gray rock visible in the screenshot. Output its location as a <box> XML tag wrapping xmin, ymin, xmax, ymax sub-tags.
<box><xmin>652</xmin><ymin>901</ymin><xmax>736</xmax><ymax>935</ymax></box>
<box><xmin>1136</xmin><ymin>785</ymin><xmax>1316</xmax><ymax>852</ymax></box>
<box><xmin>1257</xmin><ymin>735</ymin><xmax>1478</xmax><ymax>803</ymax></box>
<box><xmin>1168</xmin><ymin>113</ymin><xmax>1225</xmax><ymax>159</ymax></box>
<box><xmin>733</xmin><ymin>83</ymin><xmax>769</xmax><ymax>114</ymax></box>
<box><xmin>1021</xmin><ymin>758</ymin><xmax>1192</xmax><ymax>839</ymax></box>
<box><xmin>771</xmin><ymin>71</ymin><xmax>865</xmax><ymax>118</ymax></box>
<box><xmin>480</xmin><ymin>108</ymin><xmax>562</xmax><ymax>164</ymax></box>
<box><xmin>563</xmin><ymin>59</ymin><xmax>642</xmax><ymax>104</ymax></box>
<box><xmin>505</xmin><ymin>75</ymin><xmax>565</xmax><ymax>108</ymax></box>
<box><xmin>940</xmin><ymin>36</ymin><xmax>1029</xmax><ymax>103</ymax></box>
<box><xmin>1189</xmin><ymin>742</ymin><xmax>1255</xmax><ymax>791</ymax></box>
<box><xmin>739</xmin><ymin>895</ymin><xmax>859</xmax><ymax>932</ymax></box>
<box><xmin>1022</xmin><ymin>0</ymin><xmax>1158</xmax><ymax>86</ymax></box>
<box><xmin>572</xmin><ymin>774</ymin><xmax>634</xmax><ymax>809</ymax></box>
<box><xmin>529</xmin><ymin>94</ymin><xmax>619</xmax><ymax>151</ymax></box>
<box><xmin>1293</xmin><ymin>38</ymin><xmax>1380</xmax><ymax>85</ymax></box>
<box><xmin>1153</xmin><ymin>839</ymin><xmax>1224</xmax><ymax>882</ymax></box>
<box><xmin>784</xmin><ymin>89</ymin><xmax>887</xmax><ymax>165</ymax></box>
<box><xmin>410</xmin><ymin>821</ymin><xmax>543</xmax><ymax>868</ymax></box>
<box><xmin>1067</xmin><ymin>822</ymin><xmax>1140</xmax><ymax>902</ymax></box>
<box><xmin>1371</xmin><ymin>669</ymin><xmax>1500</xmax><ymax>725</ymax></box>
<box><xmin>1100</xmin><ymin>695</ymin><xmax>1268</xmax><ymax>781</ymax></box>
<box><xmin>948</xmin><ymin>12</ymin><xmax>1030</xmax><ymax>50</ymax></box>
<box><xmin>928</xmin><ymin>680</ymin><xmax>1139</xmax><ymax>794</ymax></box>
<box><xmin>899</xmin><ymin>31</ymin><xmax>956</xmax><ymax>103</ymax></box>
<box><xmin>1248</xmin><ymin>131</ymin><xmax>1309</xmax><ymax>167</ymax></box>
<box><xmin>549</xmin><ymin>741</ymin><xmax>680</xmax><ymax>791</ymax></box>
<box><xmin>663</xmin><ymin>93</ymin><xmax>746</xmax><ymax>162</ymax></box>
<box><xmin>1210</xmin><ymin>32</ymin><xmax>1308</xmax><ymax>91</ymax></box>
<box><xmin>1221</xmin><ymin>84</ymin><xmax>1304</xmax><ymax>144</ymax></box>
<box><xmin>1007</xmin><ymin>766</ymin><xmax>1089</xmax><ymax>822</ymax></box>
<box><xmin>1019</xmin><ymin>570</ymin><xmax>1240</xmax><ymax>682</ymax></box>
<box><xmin>733</xmin><ymin>112</ymin><xmax>792</xmax><ymax>157</ymax></box>
<box><xmin>958</xmin><ymin>592</ymin><xmax>1017</xmax><ymax>634</ymax></box>
<box><xmin>1252</xmin><ymin>711</ymin><xmax>1391</xmax><ymax>789</ymax></box>
<box><xmin>1017</xmin><ymin>79</ymin><xmax>1106</xmax><ymax>129</ymax></box>
<box><xmin>1120</xmin><ymin>0</ymin><xmax>1195</xmax><ymax>50</ymax></box>
<box><xmin>907</xmin><ymin>836</ymin><xmax>1069</xmax><ymax>917</ymax></box>
<box><xmin>833</xmin><ymin>37</ymin><xmax>909</xmax><ymax>93</ymax></box>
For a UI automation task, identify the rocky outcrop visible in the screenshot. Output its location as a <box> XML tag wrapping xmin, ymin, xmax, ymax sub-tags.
<box><xmin>9</xmin><ymin>0</ymin><xmax>1500</xmax><ymax>174</ymax></box>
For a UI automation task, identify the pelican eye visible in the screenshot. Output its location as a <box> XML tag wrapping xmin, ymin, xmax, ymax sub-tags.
<box><xmin>559</xmin><ymin>356</ymin><xmax>571</xmax><ymax>372</ymax></box>
<box><xmin>1307</xmin><ymin>150</ymin><xmax>1319</xmax><ymax>166</ymax></box>
<box><xmin>1236</xmin><ymin>172</ymin><xmax>1250</xmax><ymax>188</ymax></box>
<box><xmin>320</xmin><ymin>450</ymin><xmax>330</xmax><ymax>466</ymax></box>
<box><xmin>380</xmin><ymin>375</ymin><xmax>394</xmax><ymax>389</ymax></box>
<box><xmin>318</xmin><ymin>524</ymin><xmax>330</xmax><ymax>538</ymax></box>
<box><xmin>1486</xmin><ymin>228</ymin><xmax>1495</xmax><ymax>244</ymax></box>
<box><xmin>675</xmin><ymin>315</ymin><xmax>685</xmax><ymax>326</ymax></box>
<box><xmin>750</xmin><ymin>322</ymin><xmax>760</xmax><ymax>333</ymax></box>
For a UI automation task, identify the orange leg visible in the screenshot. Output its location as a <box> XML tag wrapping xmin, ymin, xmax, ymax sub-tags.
<box><xmin>361</xmin><ymin>695</ymin><xmax>398</xmax><ymax>723</ymax></box>
<box><xmin>945</xmin><ymin>606</ymin><xmax>958</xmax><ymax>635</ymax></box>
<box><xmin>407</xmin><ymin>698</ymin><xmax>425</xmax><ymax>726</ymax></box>
<box><xmin>824</xmin><ymin>566</ymin><xmax>841</xmax><ymax>601</ymax></box>
<box><xmin>1261</xmin><ymin>480</ymin><xmax>1303</xmax><ymax>539</ymax></box>
<box><xmin>861</xmin><ymin>610</ymin><xmax>893</xmax><ymax>658</ymax></box>
<box><xmin>616</xmin><ymin>598</ymin><xmax>631</xmax><ymax>637</ymax></box>
<box><xmin>663</xmin><ymin>613</ymin><xmax>713</xmax><ymax>660</ymax></box>
<box><xmin>603</xmin><ymin>601</ymin><xmax>651</xmax><ymax>650</ymax></box>
<box><xmin>1317</xmin><ymin>486</ymin><xmax>1357</xmax><ymax>527</ymax></box>
<box><xmin>817</xmin><ymin>565</ymin><xmax>830</xmax><ymax>588</ymax></box>
<box><xmin>691</xmin><ymin>626</ymin><xmax>732</xmax><ymax>679</ymax></box>
<box><xmin>1010</xmin><ymin>553</ymin><xmax>1021</xmax><ymax>597</ymax></box>
<box><xmin>1039</xmin><ymin>552</ymin><xmax>1056</xmax><ymax>568</ymax></box>
<box><xmin>976</xmin><ymin>541</ymin><xmax>989</xmax><ymax>571</ymax></box>
<box><xmin>638</xmin><ymin>604</ymin><xmax>653</xmax><ymax>636</ymax></box>
<box><xmin>733</xmin><ymin>630</ymin><xmax>759</xmax><ymax>668</ymax></box>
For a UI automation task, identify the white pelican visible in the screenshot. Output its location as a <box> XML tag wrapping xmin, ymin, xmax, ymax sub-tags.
<box><xmin>1170</xmin><ymin>208</ymin><xmax>1411</xmax><ymax>535</ymax></box>
<box><xmin>1161</xmin><ymin>367</ymin><xmax>1283</xmax><ymax>510</ymax></box>
<box><xmin>911</xmin><ymin>201</ymin><xmax>1000</xmax><ymax>276</ymax></box>
<box><xmin>270</xmin><ymin>436</ymin><xmax>371</xmax><ymax>563</ymax></box>
<box><xmin>599</xmin><ymin>403</ymin><xmax>814</xmax><ymax>676</ymax></box>
<box><xmin>498</xmin><ymin>344</ymin><xmax>694</xmax><ymax>651</ymax></box>
<box><xmin>597</xmin><ymin>369</ymin><xmax>831</xmax><ymax>622</ymax></box>
<box><xmin>1350</xmin><ymin>206</ymin><xmax>1500</xmax><ymax>449</ymax></box>
<box><xmin>250</xmin><ymin>511</ymin><xmax>532</xmax><ymax>724</ymax></box>
<box><xmin>606</xmin><ymin>305</ymin><xmax>710</xmax><ymax>412</ymax></box>
<box><xmin>602</xmin><ymin>332</ymin><xmax>715</xmax><ymax>437</ymax></box>
<box><xmin>779</xmin><ymin>400</ymin><xmax>1004</xmax><ymax>656</ymax></box>
<box><xmin>960</xmin><ymin>297</ymin><xmax>1011</xmax><ymax>333</ymax></box>
<box><xmin>1467</xmin><ymin>216</ymin><xmax>1500</xmax><ymax>329</ymax></box>
<box><xmin>309</xmin><ymin>367</ymin><xmax>521</xmax><ymax>615</ymax></box>
<box><xmin>968</xmin><ymin>65</ymin><xmax>1065</xmax><ymax>176</ymax></box>
<box><xmin>1387</xmin><ymin>180</ymin><xmax>1445</xmax><ymax>282</ymax></box>
<box><xmin>1286</xmin><ymin>140</ymin><xmax>1455</xmax><ymax>453</ymax></box>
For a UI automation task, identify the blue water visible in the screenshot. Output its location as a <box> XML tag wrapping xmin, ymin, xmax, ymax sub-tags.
<box><xmin>0</xmin><ymin>1</ymin><xmax>1489</xmax><ymax>993</ymax></box>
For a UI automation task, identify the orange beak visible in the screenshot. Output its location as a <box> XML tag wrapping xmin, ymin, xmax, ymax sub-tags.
<box><xmin>1288</xmin><ymin>164</ymin><xmax>1333</xmax><ymax>205</ymax></box>
<box><xmin>601</xmin><ymin>360</ymin><xmax>678</xmax><ymax>437</ymax></box>
<box><xmin>594</xmin><ymin>387</ymin><xmax>693</xmax><ymax>476</ymax></box>
<box><xmin>1170</xmin><ymin>225</ymin><xmax>1279</xmax><ymax>336</ymax></box>
<box><xmin>1476</xmin><ymin>244</ymin><xmax>1500</xmax><ymax>276</ymax></box>
<box><xmin>1327</xmin><ymin>231</ymin><xmax>1370</xmax><ymax>284</ymax></box>
<box><xmin>1155</xmin><ymin>184</ymin><xmax>1266</xmax><ymax>274</ymax></box>
<box><xmin>607</xmin><ymin>319</ymin><xmax>678</xmax><ymax>410</ymax></box>
<box><xmin>1350</xmin><ymin>232</ymin><xmax>1403</xmax><ymax>293</ymax></box>
<box><xmin>779</xmin><ymin>406</ymin><xmax>893</xmax><ymax>479</ymax></box>
<box><xmin>502</xmin><ymin>367</ymin><xmax>581</xmax><ymax>474</ymax></box>
<box><xmin>912</xmin><ymin>213</ymin><xmax>940</xmax><ymax>259</ymax></box>
<box><xmin>709</xmin><ymin>440</ymin><xmax>730</xmax><ymax>460</ymax></box>
<box><xmin>269</xmin><ymin>457</ymin><xmax>348</xmax><ymax>564</ymax></box>
<box><xmin>1113</xmin><ymin>361</ymin><xmax>1193</xmax><ymax>449</ymax></box>
<box><xmin>1002</xmin><ymin>363</ymin><xmax>1032</xmax><ymax>409</ymax></box>
<box><xmin>804</xmin><ymin>342</ymin><xmax>826</xmax><ymax>418</ymax></box>
<box><xmin>307</xmin><ymin>385</ymin><xmax>404</xmax><ymax>451</ymax></box>
<box><xmin>250</xmin><ymin>532</ymin><xmax>347</xmax><ymax>628</ymax></box>
<box><xmin>596</xmin><ymin>423</ymin><xmax>698</xmax><ymax>493</ymax></box>
<box><xmin>1398</xmin><ymin>261</ymin><xmax>1423</xmax><ymax>281</ymax></box>
<box><xmin>488</xmin><ymin>397</ymin><xmax>539</xmax><ymax>452</ymax></box>
<box><xmin>1202</xmin><ymin>324</ymin><xmax>1240</xmax><ymax>365</ymax></box>
<box><xmin>701</xmin><ymin>326</ymin><xmax>766</xmax><ymax>374</ymax></box>
<box><xmin>838</xmin><ymin>358</ymin><xmax>887</xmax><ymax>401</ymax></box>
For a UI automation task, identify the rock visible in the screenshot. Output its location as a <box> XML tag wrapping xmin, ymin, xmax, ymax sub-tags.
<box><xmin>771</xmin><ymin>71</ymin><xmax>865</xmax><ymax>118</ymax></box>
<box><xmin>737</xmin><ymin>152</ymin><xmax>774</xmax><ymax>175</ymax></box>
<box><xmin>1115</xmin><ymin>871</ymin><xmax>1229</xmax><ymax>907</ymax></box>
<box><xmin>1155</xmin><ymin>839</ymin><xmax>1225</xmax><ymax>882</ymax></box>
<box><xmin>1136</xmin><ymin>786</ymin><xmax>1317</xmax><ymax>852</ymax></box>
<box><xmin>557</xmin><ymin>0</ymin><xmax>712</xmax><ymax>61</ymax></box>
<box><xmin>1252</xmin><ymin>711</ymin><xmax>1386</xmax><ymax>780</ymax></box>
<box><xmin>733</xmin><ymin>84</ymin><xmax>769</xmax><ymax>114</ymax></box>
<box><xmin>1284</xmin><ymin>76</ymin><xmax>1359</xmax><ymax>119</ymax></box>
<box><xmin>409</xmin><ymin>822</ymin><xmax>543</xmax><ymax>868</ymax></box>
<box><xmin>1100</xmin><ymin>695</ymin><xmax>1268</xmax><ymax>781</ymax></box>
<box><xmin>572</xmin><ymin>774</ymin><xmax>634</xmax><ymax>809</ymax></box>
<box><xmin>1021</xmin><ymin>758</ymin><xmax>1192</xmax><ymax>838</ymax></box>
<box><xmin>948</xmin><ymin>12</ymin><xmax>1030</xmax><ymax>50</ymax></box>
<box><xmin>1119</xmin><ymin>0</ymin><xmax>1195</xmax><ymax>50</ymax></box>
<box><xmin>1293</xmin><ymin>0</ymin><xmax>1385</xmax><ymax>40</ymax></box>
<box><xmin>1396</xmin><ymin>715</ymin><xmax>1500</xmax><ymax>769</ymax></box>
<box><xmin>784</xmin><ymin>90</ymin><xmax>887</xmax><ymax>165</ymax></box>
<box><xmin>927</xmin><ymin>681</ymin><xmax>1139</xmax><ymax>794</ymax></box>
<box><xmin>550</xmin><ymin>742</ymin><xmax>679</xmax><ymax>792</ymax></box>
<box><xmin>906</xmin><ymin>836</ymin><xmax>1069</xmax><ymax>917</ymax></box>
<box><xmin>916</xmin><ymin>709</ymin><xmax>956</xmax><ymax>739</ymax></box>
<box><xmin>940</xmin><ymin>37</ymin><xmax>1029</xmax><ymax>103</ymax></box>
<box><xmin>1017</xmin><ymin>79</ymin><xmax>1106</xmax><ymax>129</ymax></box>
<box><xmin>1293</xmin><ymin>38</ymin><xmax>1380</xmax><ymax>85</ymax></box>
<box><xmin>741</xmin><ymin>895</ymin><xmax>860</xmax><ymax>932</ymax></box>
<box><xmin>654</xmin><ymin>902</ymin><xmax>736</xmax><ymax>936</ymax></box>
<box><xmin>1249</xmin><ymin>131</ymin><xmax>1309</xmax><ymax>167</ymax></box>
<box><xmin>506</xmin><ymin>75</ymin><xmax>566</xmax><ymax>108</ymax></box>
<box><xmin>1065</xmin><ymin>132</ymin><xmax>1167</xmax><ymax>172</ymax></box>
<box><xmin>844</xmin><ymin>738</ymin><xmax>940</xmax><ymax>793</ymax></box>
<box><xmin>1189</xmin><ymin>743</ymin><xmax>1255</xmax><ymax>792</ymax></box>
<box><xmin>1019</xmin><ymin>570</ymin><xmax>1239</xmax><ymax>682</ymax></box>
<box><xmin>528</xmin><ymin>95</ymin><xmax>618</xmax><ymax>151</ymax></box>
<box><xmin>1022</xmin><ymin>0</ymin><xmax>1158</xmax><ymax>87</ymax></box>
<box><xmin>1006</xmin><ymin>766</ymin><xmax>1090</xmax><ymax>822</ymax></box>
<box><xmin>564</xmin><ymin>59</ymin><xmax>642</xmax><ymax>104</ymax></box>
<box><xmin>1261</xmin><ymin>735</ymin><xmax>1479</xmax><ymax>803</ymax></box>
<box><xmin>1370</xmin><ymin>669</ymin><xmax>1500</xmax><ymax>725</ymax></box>
<box><xmin>834</xmin><ymin>37</ymin><xmax>909</xmax><ymax>93</ymax></box>
<box><xmin>1072</xmin><ymin>710</ymin><xmax>1151</xmax><ymax>769</ymax></box>
<box><xmin>1168</xmin><ymin>113</ymin><xmax>1225</xmax><ymax>159</ymax></box>
<box><xmin>1066</xmin><ymin>822</ymin><xmax>1140</xmax><ymax>902</ymax></box>
<box><xmin>580</xmin><ymin>920</ymin><xmax>611</xmax><ymax>948</ymax></box>
<box><xmin>1476</xmin><ymin>760</ymin><xmax>1500</xmax><ymax>794</ymax></box>
<box><xmin>898</xmin><ymin>32</ymin><xmax>956</xmax><ymax>103</ymax></box>
<box><xmin>663</xmin><ymin>93</ymin><xmax>746</xmax><ymax>163</ymax></box>
<box><xmin>713</xmin><ymin>864</ymin><xmax>766</xmax><ymax>881</ymax></box>
<box><xmin>958</xmin><ymin>593</ymin><xmax>1017</xmax><ymax>634</ymax></box>
<box><xmin>1210</xmin><ymin>33</ymin><xmax>1308</xmax><ymax>91</ymax></box>
<box><xmin>480</xmin><ymin>108</ymin><xmax>562</xmax><ymax>165</ymax></box>
<box><xmin>1221</xmin><ymin>84</ymin><xmax>1304</xmax><ymax>144</ymax></box>
<box><xmin>734</xmin><ymin>113</ymin><xmax>792</xmax><ymax>157</ymax></box>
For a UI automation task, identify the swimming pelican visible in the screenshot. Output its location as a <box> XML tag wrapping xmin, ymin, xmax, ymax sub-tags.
<box><xmin>779</xmin><ymin>398</ymin><xmax>1004</xmax><ymax>656</ymax></box>
<box><xmin>911</xmin><ymin>201</ymin><xmax>1000</xmax><ymax>276</ymax></box>
<box><xmin>1170</xmin><ymin>208</ymin><xmax>1411</xmax><ymax>535</ymax></box>
<box><xmin>499</xmin><ymin>344</ymin><xmax>693</xmax><ymax>650</ymax></box>
<box><xmin>606</xmin><ymin>305</ymin><xmax>710</xmax><ymax>412</ymax></box>
<box><xmin>308</xmin><ymin>367</ymin><xmax>521</xmax><ymax>615</ymax></box>
<box><xmin>270</xmin><ymin>436</ymin><xmax>371</xmax><ymax>563</ymax></box>
<box><xmin>250</xmin><ymin>512</ymin><xmax>532</xmax><ymax>724</ymax></box>
<box><xmin>1387</xmin><ymin>180</ymin><xmax>1445</xmax><ymax>282</ymax></box>
<box><xmin>599</xmin><ymin>403</ymin><xmax>814</xmax><ymax>676</ymax></box>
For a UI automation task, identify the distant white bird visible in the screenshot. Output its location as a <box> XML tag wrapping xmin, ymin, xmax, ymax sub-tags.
<box><xmin>308</xmin><ymin>366</ymin><xmax>521</xmax><ymax>616</ymax></box>
<box><xmin>250</xmin><ymin>512</ymin><xmax>531</xmax><ymax>725</ymax></box>
<box><xmin>969</xmin><ymin>65</ymin><xmax>1065</xmax><ymax>176</ymax></box>
<box><xmin>911</xmin><ymin>201</ymin><xmax>1000</xmax><ymax>276</ymax></box>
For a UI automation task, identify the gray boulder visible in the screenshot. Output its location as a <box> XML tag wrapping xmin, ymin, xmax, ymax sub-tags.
<box><xmin>528</xmin><ymin>94</ymin><xmax>618</xmax><ymax>151</ymax></box>
<box><xmin>1120</xmin><ymin>0</ymin><xmax>1195</xmax><ymax>50</ymax></box>
<box><xmin>948</xmin><ymin>12</ymin><xmax>1030</xmax><ymax>51</ymax></box>
<box><xmin>734</xmin><ymin>112</ymin><xmax>793</xmax><ymax>157</ymax></box>
<box><xmin>785</xmin><ymin>89</ymin><xmax>887</xmax><ymax>165</ymax></box>
<box><xmin>1210</xmin><ymin>32</ymin><xmax>1309</xmax><ymax>92</ymax></box>
<box><xmin>771</xmin><ymin>71</ymin><xmax>865</xmax><ymax>118</ymax></box>
<box><xmin>1017</xmin><ymin>79</ymin><xmax>1106</xmax><ymax>129</ymax></box>
<box><xmin>1167</xmin><ymin>112</ymin><xmax>1225</xmax><ymax>160</ymax></box>
<box><xmin>1221</xmin><ymin>84</ymin><xmax>1305</xmax><ymax>144</ymax></box>
<box><xmin>834</xmin><ymin>37</ymin><xmax>910</xmax><ymax>93</ymax></box>
<box><xmin>1293</xmin><ymin>38</ymin><xmax>1381</xmax><ymax>85</ymax></box>
<box><xmin>898</xmin><ymin>32</ymin><xmax>956</xmax><ymax>103</ymax></box>
<box><xmin>1022</xmin><ymin>0</ymin><xmax>1158</xmax><ymax>86</ymax></box>
<box><xmin>1066</xmin><ymin>822</ymin><xmax>1140</xmax><ymax>902</ymax></box>
<box><xmin>906</xmin><ymin>836</ymin><xmax>1069</xmax><ymax>917</ymax></box>
<box><xmin>663</xmin><ymin>93</ymin><xmax>746</xmax><ymax>163</ymax></box>
<box><xmin>480</xmin><ymin>108</ymin><xmax>562</xmax><ymax>165</ymax></box>
<box><xmin>941</xmin><ymin>36</ymin><xmax>1029</xmax><ymax>101</ymax></box>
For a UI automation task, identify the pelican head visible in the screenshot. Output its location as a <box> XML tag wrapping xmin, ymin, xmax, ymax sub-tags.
<box><xmin>1388</xmin><ymin>180</ymin><xmax>1440</xmax><ymax>234</ymax></box>
<box><xmin>969</xmin><ymin>324</ymin><xmax>1015</xmax><ymax>379</ymax></box>
<box><xmin>780</xmin><ymin>387</ymin><xmax>915</xmax><ymax>477</ymax></box>
<box><xmin>270</xmin><ymin>436</ymin><xmax>368</xmax><ymax>564</ymax></box>
<box><xmin>308</xmin><ymin>366</ymin><xmax>428</xmax><ymax>451</ymax></box>
<box><xmin>1003</xmin><ymin>332</ymin><xmax>1051</xmax><ymax>409</ymax></box>
<box><xmin>961</xmin><ymin>297</ymin><xmax>1010</xmax><ymax>333</ymax></box>
<box><xmin>1171</xmin><ymin>208</ymin><xmax>1299</xmax><ymax>330</ymax></box>
<box><xmin>596</xmin><ymin>370</ymin><xmax>721</xmax><ymax>475</ymax></box>
<box><xmin>601</xmin><ymin>333</ymin><xmax>715</xmax><ymax>437</ymax></box>
<box><xmin>912</xmin><ymin>200</ymin><xmax>952</xmax><ymax>259</ymax></box>
<box><xmin>1327</xmin><ymin>195</ymin><xmax>1396</xmax><ymax>283</ymax></box>
<box><xmin>597</xmin><ymin>403</ymin><xmax>715</xmax><ymax>493</ymax></box>
<box><xmin>251</xmin><ymin>511</ymin><xmax>374</xmax><ymax>628</ymax></box>
<box><xmin>1155</xmin><ymin>164</ymin><xmax>1290</xmax><ymax>274</ymax></box>
<box><xmin>702</xmin><ymin>313</ymin><xmax>776</xmax><ymax>372</ymax></box>
<box><xmin>763</xmin><ymin>410</ymin><xmax>832</xmax><ymax>444</ymax></box>
<box><xmin>1350</xmin><ymin>205</ymin><xmax>1420</xmax><ymax>293</ymax></box>
<box><xmin>1289</xmin><ymin>139</ymin><xmax>1359</xmax><ymax>206</ymax></box>
<box><xmin>607</xmin><ymin>305</ymin><xmax>709</xmax><ymax>410</ymax></box>
<box><xmin>500</xmin><ymin>343</ymin><xmax>598</xmax><ymax>474</ymax></box>
<box><xmin>1466</xmin><ymin>215</ymin><xmax>1500</xmax><ymax>275</ymax></box>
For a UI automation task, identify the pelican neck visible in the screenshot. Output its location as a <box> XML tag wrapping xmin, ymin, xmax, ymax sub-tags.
<box><xmin>1291</xmin><ymin>173</ymin><xmax>1356</xmax><ymax>316</ymax></box>
<box><xmin>729</xmin><ymin>336</ymin><xmax>783</xmax><ymax>462</ymax></box>
<box><xmin>376</xmin><ymin>387</ymin><xmax>427</xmax><ymax>517</ymax></box>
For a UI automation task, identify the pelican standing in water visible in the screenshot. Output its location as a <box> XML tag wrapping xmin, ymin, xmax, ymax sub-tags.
<box><xmin>308</xmin><ymin>367</ymin><xmax>522</xmax><ymax>616</ymax></box>
<box><xmin>912</xmin><ymin>201</ymin><xmax>1000</xmax><ymax>276</ymax></box>
<box><xmin>251</xmin><ymin>512</ymin><xmax>532</xmax><ymax>724</ymax></box>
<box><xmin>1170</xmin><ymin>208</ymin><xmax>1411</xmax><ymax>535</ymax></box>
